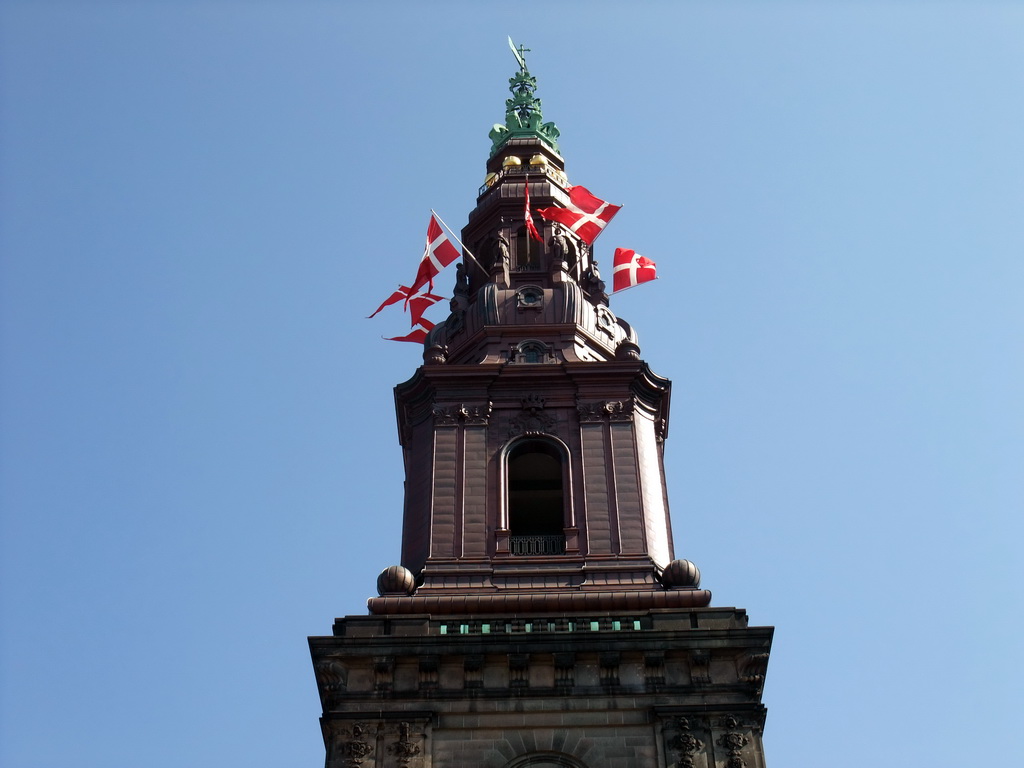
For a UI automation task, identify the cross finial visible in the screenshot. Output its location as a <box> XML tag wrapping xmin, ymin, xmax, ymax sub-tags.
<box><xmin>507</xmin><ymin>36</ymin><xmax>530</xmax><ymax>72</ymax></box>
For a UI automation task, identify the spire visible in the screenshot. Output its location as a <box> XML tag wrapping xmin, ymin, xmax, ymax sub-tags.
<box><xmin>488</xmin><ymin>37</ymin><xmax>561</xmax><ymax>156</ymax></box>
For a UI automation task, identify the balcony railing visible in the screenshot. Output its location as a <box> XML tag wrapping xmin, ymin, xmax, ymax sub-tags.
<box><xmin>509</xmin><ymin>534</ymin><xmax>566</xmax><ymax>556</ymax></box>
<box><xmin>478</xmin><ymin>162</ymin><xmax>568</xmax><ymax>197</ymax></box>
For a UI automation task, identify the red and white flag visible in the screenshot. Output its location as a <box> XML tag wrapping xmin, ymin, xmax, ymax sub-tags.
<box><xmin>612</xmin><ymin>248</ymin><xmax>657</xmax><ymax>293</ymax></box>
<box><xmin>524</xmin><ymin>177</ymin><xmax>543</xmax><ymax>242</ymax></box>
<box><xmin>410</xmin><ymin>214</ymin><xmax>460</xmax><ymax>295</ymax></box>
<box><xmin>385</xmin><ymin>318</ymin><xmax>435</xmax><ymax>344</ymax></box>
<box><xmin>368</xmin><ymin>285</ymin><xmax>443</xmax><ymax>327</ymax></box>
<box><xmin>537</xmin><ymin>184</ymin><xmax>621</xmax><ymax>245</ymax></box>
<box><xmin>368</xmin><ymin>286</ymin><xmax>412</xmax><ymax>318</ymax></box>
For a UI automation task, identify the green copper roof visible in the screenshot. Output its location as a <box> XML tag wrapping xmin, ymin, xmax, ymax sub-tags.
<box><xmin>488</xmin><ymin>40</ymin><xmax>560</xmax><ymax>157</ymax></box>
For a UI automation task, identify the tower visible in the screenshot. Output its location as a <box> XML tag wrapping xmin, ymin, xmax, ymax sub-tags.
<box><xmin>310</xmin><ymin>48</ymin><xmax>773</xmax><ymax>768</ymax></box>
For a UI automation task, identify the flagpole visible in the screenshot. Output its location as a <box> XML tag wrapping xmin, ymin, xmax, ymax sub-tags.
<box><xmin>431</xmin><ymin>209</ymin><xmax>485</xmax><ymax>273</ymax></box>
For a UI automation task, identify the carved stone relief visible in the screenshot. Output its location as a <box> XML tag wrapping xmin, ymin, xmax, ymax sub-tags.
<box><xmin>314</xmin><ymin>657</ymin><xmax>348</xmax><ymax>694</ymax></box>
<box><xmin>664</xmin><ymin>717</ymin><xmax>706</xmax><ymax>768</ymax></box>
<box><xmin>516</xmin><ymin>285</ymin><xmax>544</xmax><ymax>311</ymax></box>
<box><xmin>508</xmin><ymin>653</ymin><xmax>529</xmax><ymax>688</ymax></box>
<box><xmin>689</xmin><ymin>649</ymin><xmax>712</xmax><ymax>685</ymax></box>
<box><xmin>327</xmin><ymin>720</ymin><xmax>426</xmax><ymax>768</ymax></box>
<box><xmin>577</xmin><ymin>398</ymin><xmax>634</xmax><ymax>423</ymax></box>
<box><xmin>554</xmin><ymin>652</ymin><xmax>575</xmax><ymax>689</ymax></box>
<box><xmin>386</xmin><ymin>721</ymin><xmax>423</xmax><ymax>766</ymax></box>
<box><xmin>464</xmin><ymin>654</ymin><xmax>484</xmax><ymax>689</ymax></box>
<box><xmin>599</xmin><ymin>651</ymin><xmax>620</xmax><ymax>687</ymax></box>
<box><xmin>373</xmin><ymin>657</ymin><xmax>394</xmax><ymax>693</ymax></box>
<box><xmin>508</xmin><ymin>394</ymin><xmax>556</xmax><ymax>437</ymax></box>
<box><xmin>433</xmin><ymin>402</ymin><xmax>493</xmax><ymax>426</ymax></box>
<box><xmin>739</xmin><ymin>652</ymin><xmax>770</xmax><ymax>690</ymax></box>
<box><xmin>644</xmin><ymin>651</ymin><xmax>665</xmax><ymax>688</ymax></box>
<box><xmin>716</xmin><ymin>715</ymin><xmax>750</xmax><ymax>768</ymax></box>
<box><xmin>418</xmin><ymin>656</ymin><xmax>438</xmax><ymax>691</ymax></box>
<box><xmin>330</xmin><ymin>722</ymin><xmax>376</xmax><ymax>768</ymax></box>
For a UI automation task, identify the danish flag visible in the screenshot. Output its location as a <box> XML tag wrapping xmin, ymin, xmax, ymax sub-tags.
<box><xmin>368</xmin><ymin>285</ymin><xmax>443</xmax><ymax>327</ymax></box>
<box><xmin>385</xmin><ymin>318</ymin><xmax>435</xmax><ymax>344</ymax></box>
<box><xmin>612</xmin><ymin>248</ymin><xmax>657</xmax><ymax>293</ymax></box>
<box><xmin>524</xmin><ymin>177</ymin><xmax>543</xmax><ymax>243</ymax></box>
<box><xmin>537</xmin><ymin>185</ymin><xmax>621</xmax><ymax>245</ymax></box>
<box><xmin>410</xmin><ymin>214</ymin><xmax>460</xmax><ymax>295</ymax></box>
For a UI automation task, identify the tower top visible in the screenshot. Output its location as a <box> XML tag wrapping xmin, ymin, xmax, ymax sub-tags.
<box><xmin>489</xmin><ymin>38</ymin><xmax>561</xmax><ymax>157</ymax></box>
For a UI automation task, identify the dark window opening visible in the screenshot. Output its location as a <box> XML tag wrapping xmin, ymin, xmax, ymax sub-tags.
<box><xmin>508</xmin><ymin>440</ymin><xmax>566</xmax><ymax>555</ymax></box>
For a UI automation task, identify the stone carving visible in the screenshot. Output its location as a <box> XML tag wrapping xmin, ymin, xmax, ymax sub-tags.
<box><xmin>418</xmin><ymin>656</ymin><xmax>438</xmax><ymax>691</ymax></box>
<box><xmin>666</xmin><ymin>717</ymin><xmax>705</xmax><ymax>768</ymax></box>
<box><xmin>516</xmin><ymin>285</ymin><xmax>544</xmax><ymax>311</ymax></box>
<box><xmin>464</xmin><ymin>654</ymin><xmax>484</xmax><ymax>689</ymax></box>
<box><xmin>433</xmin><ymin>402</ymin><xmax>492</xmax><ymax>426</ymax></box>
<box><xmin>550</xmin><ymin>224</ymin><xmax>569</xmax><ymax>269</ymax></box>
<box><xmin>386</xmin><ymin>722</ymin><xmax>422</xmax><ymax>766</ymax></box>
<box><xmin>595</xmin><ymin>304</ymin><xmax>617</xmax><ymax>336</ymax></box>
<box><xmin>577</xmin><ymin>399</ymin><xmax>634</xmax><ymax>423</ymax></box>
<box><xmin>581</xmin><ymin>258</ymin><xmax>608</xmax><ymax>305</ymax></box>
<box><xmin>373</xmin><ymin>657</ymin><xmax>394</xmax><ymax>693</ymax></box>
<box><xmin>607</xmin><ymin>399</ymin><xmax>634</xmax><ymax>422</ymax></box>
<box><xmin>739</xmin><ymin>651</ymin><xmax>770</xmax><ymax>689</ymax></box>
<box><xmin>554</xmin><ymin>652</ymin><xmax>575</xmax><ymax>688</ymax></box>
<box><xmin>717</xmin><ymin>716</ymin><xmax>749</xmax><ymax>768</ymax></box>
<box><xmin>508</xmin><ymin>653</ymin><xmax>529</xmax><ymax>688</ymax></box>
<box><xmin>492</xmin><ymin>232</ymin><xmax>511</xmax><ymax>287</ymax></box>
<box><xmin>615</xmin><ymin>339</ymin><xmax>642</xmax><ymax>361</ymax></box>
<box><xmin>576</xmin><ymin>401</ymin><xmax>605</xmax><ymax>423</ymax></box>
<box><xmin>656</xmin><ymin>417</ymin><xmax>668</xmax><ymax>439</ymax></box>
<box><xmin>462</xmin><ymin>402</ymin><xmax>493</xmax><ymax>425</ymax></box>
<box><xmin>549</xmin><ymin>224</ymin><xmax>574</xmax><ymax>276</ymax></box>
<box><xmin>508</xmin><ymin>394</ymin><xmax>556</xmax><ymax>437</ymax></box>
<box><xmin>599</xmin><ymin>651</ymin><xmax>620</xmax><ymax>687</ymax></box>
<box><xmin>432</xmin><ymin>405</ymin><xmax>458</xmax><ymax>426</ymax></box>
<box><xmin>454</xmin><ymin>261</ymin><xmax>469</xmax><ymax>298</ymax></box>
<box><xmin>643</xmin><ymin>651</ymin><xmax>665</xmax><ymax>687</ymax></box>
<box><xmin>335</xmin><ymin>722</ymin><xmax>375</xmax><ymax>767</ymax></box>
<box><xmin>423</xmin><ymin>344</ymin><xmax>447</xmax><ymax>365</ymax></box>
<box><xmin>314</xmin><ymin>657</ymin><xmax>348</xmax><ymax>693</ymax></box>
<box><xmin>689</xmin><ymin>649</ymin><xmax>711</xmax><ymax>684</ymax></box>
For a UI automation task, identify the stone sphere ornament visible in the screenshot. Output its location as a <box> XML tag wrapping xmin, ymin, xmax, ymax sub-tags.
<box><xmin>661</xmin><ymin>559</ymin><xmax>701</xmax><ymax>588</ymax></box>
<box><xmin>376</xmin><ymin>565</ymin><xmax>416</xmax><ymax>596</ymax></box>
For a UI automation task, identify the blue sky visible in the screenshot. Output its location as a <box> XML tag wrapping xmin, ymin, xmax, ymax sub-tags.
<box><xmin>1</xmin><ymin>2</ymin><xmax>1022</xmax><ymax>767</ymax></box>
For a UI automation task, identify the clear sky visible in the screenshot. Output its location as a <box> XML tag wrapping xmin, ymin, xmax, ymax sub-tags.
<box><xmin>1</xmin><ymin>2</ymin><xmax>1022</xmax><ymax>767</ymax></box>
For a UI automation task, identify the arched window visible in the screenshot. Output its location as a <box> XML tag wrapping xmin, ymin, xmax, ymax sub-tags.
<box><xmin>507</xmin><ymin>439</ymin><xmax>567</xmax><ymax>555</ymax></box>
<box><xmin>503</xmin><ymin>753</ymin><xmax>589</xmax><ymax>768</ymax></box>
<box><xmin>512</xmin><ymin>339</ymin><xmax>551</xmax><ymax>364</ymax></box>
<box><xmin>520</xmin><ymin>343</ymin><xmax>543</xmax><ymax>363</ymax></box>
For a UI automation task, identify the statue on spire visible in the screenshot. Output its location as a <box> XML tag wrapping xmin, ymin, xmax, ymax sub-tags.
<box><xmin>488</xmin><ymin>38</ymin><xmax>561</xmax><ymax>156</ymax></box>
